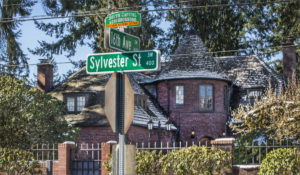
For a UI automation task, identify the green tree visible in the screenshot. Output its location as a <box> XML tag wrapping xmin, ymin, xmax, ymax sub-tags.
<box><xmin>230</xmin><ymin>81</ymin><xmax>300</xmax><ymax>141</ymax></box>
<box><xmin>165</xmin><ymin>0</ymin><xmax>247</xmax><ymax>56</ymax></box>
<box><xmin>0</xmin><ymin>147</ymin><xmax>42</xmax><ymax>175</ymax></box>
<box><xmin>259</xmin><ymin>148</ymin><xmax>300</xmax><ymax>175</ymax></box>
<box><xmin>0</xmin><ymin>74</ymin><xmax>78</xmax><ymax>149</ymax></box>
<box><xmin>245</xmin><ymin>0</ymin><xmax>300</xmax><ymax>58</ymax></box>
<box><xmin>268</xmin><ymin>58</ymin><xmax>300</xmax><ymax>81</ymax></box>
<box><xmin>165</xmin><ymin>0</ymin><xmax>299</xmax><ymax>58</ymax></box>
<box><xmin>30</xmin><ymin>0</ymin><xmax>163</xmax><ymax>60</ymax></box>
<box><xmin>0</xmin><ymin>0</ymin><xmax>36</xmax><ymax>77</ymax></box>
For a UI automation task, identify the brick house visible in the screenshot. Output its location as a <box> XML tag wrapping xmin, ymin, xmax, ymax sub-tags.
<box><xmin>37</xmin><ymin>31</ymin><xmax>284</xmax><ymax>144</ymax></box>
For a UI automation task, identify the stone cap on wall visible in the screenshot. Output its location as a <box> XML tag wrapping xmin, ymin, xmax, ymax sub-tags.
<box><xmin>211</xmin><ymin>138</ymin><xmax>235</xmax><ymax>145</ymax></box>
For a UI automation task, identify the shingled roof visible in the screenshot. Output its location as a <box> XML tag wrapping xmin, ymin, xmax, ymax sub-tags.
<box><xmin>215</xmin><ymin>55</ymin><xmax>283</xmax><ymax>89</ymax></box>
<box><xmin>144</xmin><ymin>31</ymin><xmax>281</xmax><ymax>91</ymax></box>
<box><xmin>50</xmin><ymin>67</ymin><xmax>175</xmax><ymax>130</ymax></box>
<box><xmin>155</xmin><ymin>31</ymin><xmax>229</xmax><ymax>82</ymax></box>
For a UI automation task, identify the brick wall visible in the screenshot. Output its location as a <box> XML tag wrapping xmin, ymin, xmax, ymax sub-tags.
<box><xmin>77</xmin><ymin>125</ymin><xmax>173</xmax><ymax>145</ymax></box>
<box><xmin>157</xmin><ymin>79</ymin><xmax>229</xmax><ymax>142</ymax></box>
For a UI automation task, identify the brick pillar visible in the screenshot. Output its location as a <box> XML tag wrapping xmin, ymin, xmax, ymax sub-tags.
<box><xmin>211</xmin><ymin>138</ymin><xmax>235</xmax><ymax>163</ymax></box>
<box><xmin>53</xmin><ymin>141</ymin><xmax>75</xmax><ymax>175</ymax></box>
<box><xmin>211</xmin><ymin>138</ymin><xmax>235</xmax><ymax>175</ymax></box>
<box><xmin>101</xmin><ymin>142</ymin><xmax>114</xmax><ymax>175</ymax></box>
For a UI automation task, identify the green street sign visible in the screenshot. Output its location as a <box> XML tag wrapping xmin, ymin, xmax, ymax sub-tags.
<box><xmin>105</xmin><ymin>11</ymin><xmax>141</xmax><ymax>28</ymax></box>
<box><xmin>86</xmin><ymin>50</ymin><xmax>160</xmax><ymax>74</ymax></box>
<box><xmin>109</xmin><ymin>28</ymin><xmax>140</xmax><ymax>51</ymax></box>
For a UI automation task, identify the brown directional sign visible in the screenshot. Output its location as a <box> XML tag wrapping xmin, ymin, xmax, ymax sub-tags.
<box><xmin>105</xmin><ymin>72</ymin><xmax>134</xmax><ymax>134</ymax></box>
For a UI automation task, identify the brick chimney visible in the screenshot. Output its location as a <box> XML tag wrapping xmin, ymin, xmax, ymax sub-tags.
<box><xmin>37</xmin><ymin>59</ymin><xmax>53</xmax><ymax>92</ymax></box>
<box><xmin>282</xmin><ymin>37</ymin><xmax>297</xmax><ymax>83</ymax></box>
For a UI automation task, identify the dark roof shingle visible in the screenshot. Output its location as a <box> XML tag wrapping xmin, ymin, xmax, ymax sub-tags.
<box><xmin>215</xmin><ymin>55</ymin><xmax>283</xmax><ymax>89</ymax></box>
<box><xmin>156</xmin><ymin>32</ymin><xmax>229</xmax><ymax>81</ymax></box>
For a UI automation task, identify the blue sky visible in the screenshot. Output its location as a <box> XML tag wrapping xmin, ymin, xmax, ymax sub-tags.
<box><xmin>19</xmin><ymin>2</ymin><xmax>93</xmax><ymax>81</ymax></box>
<box><xmin>19</xmin><ymin>2</ymin><xmax>170</xmax><ymax>81</ymax></box>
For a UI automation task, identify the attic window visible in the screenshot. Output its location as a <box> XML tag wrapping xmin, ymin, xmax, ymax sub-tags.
<box><xmin>199</xmin><ymin>85</ymin><xmax>213</xmax><ymax>111</ymax></box>
<box><xmin>65</xmin><ymin>95</ymin><xmax>86</xmax><ymax>113</ymax></box>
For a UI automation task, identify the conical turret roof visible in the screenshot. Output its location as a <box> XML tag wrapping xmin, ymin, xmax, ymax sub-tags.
<box><xmin>156</xmin><ymin>31</ymin><xmax>229</xmax><ymax>81</ymax></box>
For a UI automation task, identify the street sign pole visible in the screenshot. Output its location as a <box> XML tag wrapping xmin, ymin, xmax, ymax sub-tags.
<box><xmin>116</xmin><ymin>72</ymin><xmax>125</xmax><ymax>175</ymax></box>
<box><xmin>100</xmin><ymin>11</ymin><xmax>159</xmax><ymax>175</ymax></box>
<box><xmin>119</xmin><ymin>134</ymin><xmax>125</xmax><ymax>175</ymax></box>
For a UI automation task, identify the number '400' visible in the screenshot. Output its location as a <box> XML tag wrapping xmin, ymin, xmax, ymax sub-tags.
<box><xmin>146</xmin><ymin>60</ymin><xmax>154</xmax><ymax>66</ymax></box>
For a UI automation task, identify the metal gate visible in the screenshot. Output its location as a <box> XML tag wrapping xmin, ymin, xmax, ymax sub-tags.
<box><xmin>70</xmin><ymin>143</ymin><xmax>102</xmax><ymax>175</ymax></box>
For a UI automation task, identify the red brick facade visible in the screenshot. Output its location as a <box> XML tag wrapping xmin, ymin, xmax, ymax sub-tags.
<box><xmin>77</xmin><ymin>125</ymin><xmax>173</xmax><ymax>145</ymax></box>
<box><xmin>157</xmin><ymin>79</ymin><xmax>229</xmax><ymax>142</ymax></box>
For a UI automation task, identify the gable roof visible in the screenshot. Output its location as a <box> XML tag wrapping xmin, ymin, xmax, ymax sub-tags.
<box><xmin>215</xmin><ymin>55</ymin><xmax>283</xmax><ymax>89</ymax></box>
<box><xmin>50</xmin><ymin>67</ymin><xmax>176</xmax><ymax>130</ymax></box>
<box><xmin>155</xmin><ymin>31</ymin><xmax>229</xmax><ymax>82</ymax></box>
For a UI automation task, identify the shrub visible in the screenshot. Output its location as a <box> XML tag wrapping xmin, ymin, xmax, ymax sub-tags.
<box><xmin>0</xmin><ymin>147</ymin><xmax>41</xmax><ymax>175</ymax></box>
<box><xmin>135</xmin><ymin>146</ymin><xmax>232</xmax><ymax>175</ymax></box>
<box><xmin>160</xmin><ymin>146</ymin><xmax>231</xmax><ymax>175</ymax></box>
<box><xmin>258</xmin><ymin>148</ymin><xmax>300</xmax><ymax>175</ymax></box>
<box><xmin>136</xmin><ymin>150</ymin><xmax>163</xmax><ymax>174</ymax></box>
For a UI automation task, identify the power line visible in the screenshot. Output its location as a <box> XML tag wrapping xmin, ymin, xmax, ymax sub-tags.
<box><xmin>0</xmin><ymin>0</ymin><xmax>296</xmax><ymax>23</ymax></box>
<box><xmin>0</xmin><ymin>0</ymin><xmax>250</xmax><ymax>8</ymax></box>
<box><xmin>1</xmin><ymin>44</ymin><xmax>296</xmax><ymax>68</ymax></box>
<box><xmin>1</xmin><ymin>0</ymin><xmax>191</xmax><ymax>7</ymax></box>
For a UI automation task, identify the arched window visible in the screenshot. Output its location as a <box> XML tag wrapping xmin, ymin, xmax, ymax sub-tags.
<box><xmin>199</xmin><ymin>136</ymin><xmax>213</xmax><ymax>146</ymax></box>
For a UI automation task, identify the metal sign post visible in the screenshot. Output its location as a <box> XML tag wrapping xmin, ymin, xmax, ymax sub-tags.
<box><xmin>105</xmin><ymin>72</ymin><xmax>134</xmax><ymax>175</ymax></box>
<box><xmin>116</xmin><ymin>72</ymin><xmax>125</xmax><ymax>175</ymax></box>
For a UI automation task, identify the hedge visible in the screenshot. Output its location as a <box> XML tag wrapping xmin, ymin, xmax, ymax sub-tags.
<box><xmin>258</xmin><ymin>148</ymin><xmax>300</xmax><ymax>175</ymax></box>
<box><xmin>0</xmin><ymin>147</ymin><xmax>41</xmax><ymax>175</ymax></box>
